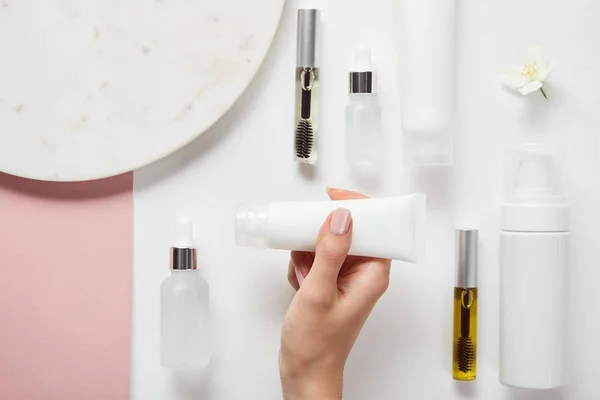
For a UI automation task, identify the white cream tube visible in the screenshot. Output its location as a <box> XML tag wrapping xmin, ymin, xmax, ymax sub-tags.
<box><xmin>235</xmin><ymin>194</ymin><xmax>426</xmax><ymax>263</ymax></box>
<box><xmin>397</xmin><ymin>0</ymin><xmax>457</xmax><ymax>166</ymax></box>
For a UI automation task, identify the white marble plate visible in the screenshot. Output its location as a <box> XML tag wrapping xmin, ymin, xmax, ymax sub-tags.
<box><xmin>0</xmin><ymin>0</ymin><xmax>283</xmax><ymax>181</ymax></box>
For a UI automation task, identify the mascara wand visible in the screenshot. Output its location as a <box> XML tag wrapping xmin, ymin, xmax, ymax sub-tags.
<box><xmin>456</xmin><ymin>290</ymin><xmax>475</xmax><ymax>373</ymax></box>
<box><xmin>295</xmin><ymin>119</ymin><xmax>314</xmax><ymax>159</ymax></box>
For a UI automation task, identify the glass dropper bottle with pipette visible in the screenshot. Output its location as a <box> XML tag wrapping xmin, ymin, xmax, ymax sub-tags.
<box><xmin>345</xmin><ymin>44</ymin><xmax>384</xmax><ymax>179</ymax></box>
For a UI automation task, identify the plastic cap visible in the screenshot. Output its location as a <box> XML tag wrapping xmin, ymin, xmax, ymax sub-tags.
<box><xmin>349</xmin><ymin>44</ymin><xmax>374</xmax><ymax>93</ymax></box>
<box><xmin>502</xmin><ymin>143</ymin><xmax>569</xmax><ymax>232</ymax></box>
<box><xmin>174</xmin><ymin>218</ymin><xmax>194</xmax><ymax>248</ymax></box>
<box><xmin>509</xmin><ymin>143</ymin><xmax>564</xmax><ymax>202</ymax></box>
<box><xmin>514</xmin><ymin>146</ymin><xmax>554</xmax><ymax>196</ymax></box>
<box><xmin>235</xmin><ymin>204</ymin><xmax>269</xmax><ymax>248</ymax></box>
<box><xmin>296</xmin><ymin>9</ymin><xmax>320</xmax><ymax>67</ymax></box>
<box><xmin>353</xmin><ymin>45</ymin><xmax>372</xmax><ymax>72</ymax></box>
<box><xmin>455</xmin><ymin>229</ymin><xmax>478</xmax><ymax>288</ymax></box>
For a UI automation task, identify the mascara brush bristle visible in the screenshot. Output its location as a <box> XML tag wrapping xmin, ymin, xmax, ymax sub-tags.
<box><xmin>456</xmin><ymin>336</ymin><xmax>475</xmax><ymax>373</ymax></box>
<box><xmin>295</xmin><ymin>119</ymin><xmax>314</xmax><ymax>159</ymax></box>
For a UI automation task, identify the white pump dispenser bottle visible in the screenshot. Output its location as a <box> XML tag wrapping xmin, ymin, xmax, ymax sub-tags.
<box><xmin>499</xmin><ymin>143</ymin><xmax>569</xmax><ymax>389</ymax></box>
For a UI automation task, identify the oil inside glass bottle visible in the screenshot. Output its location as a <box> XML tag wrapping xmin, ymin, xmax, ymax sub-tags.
<box><xmin>452</xmin><ymin>287</ymin><xmax>478</xmax><ymax>381</ymax></box>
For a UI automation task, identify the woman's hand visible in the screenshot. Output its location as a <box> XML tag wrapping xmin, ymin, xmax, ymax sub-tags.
<box><xmin>279</xmin><ymin>188</ymin><xmax>392</xmax><ymax>400</ymax></box>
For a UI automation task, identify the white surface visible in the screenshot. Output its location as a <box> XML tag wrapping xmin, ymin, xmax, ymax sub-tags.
<box><xmin>133</xmin><ymin>0</ymin><xmax>600</xmax><ymax>399</ymax></box>
<box><xmin>0</xmin><ymin>0</ymin><xmax>283</xmax><ymax>181</ymax></box>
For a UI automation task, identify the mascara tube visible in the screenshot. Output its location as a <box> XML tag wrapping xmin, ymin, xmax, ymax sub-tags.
<box><xmin>294</xmin><ymin>9</ymin><xmax>320</xmax><ymax>164</ymax></box>
<box><xmin>452</xmin><ymin>229</ymin><xmax>478</xmax><ymax>381</ymax></box>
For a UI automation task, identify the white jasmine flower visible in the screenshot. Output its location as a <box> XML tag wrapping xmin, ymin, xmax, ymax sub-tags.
<box><xmin>502</xmin><ymin>46</ymin><xmax>550</xmax><ymax>99</ymax></box>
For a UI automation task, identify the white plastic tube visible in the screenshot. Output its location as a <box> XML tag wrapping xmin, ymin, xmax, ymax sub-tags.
<box><xmin>235</xmin><ymin>194</ymin><xmax>426</xmax><ymax>263</ymax></box>
<box><xmin>499</xmin><ymin>144</ymin><xmax>569</xmax><ymax>389</ymax></box>
<box><xmin>397</xmin><ymin>0</ymin><xmax>456</xmax><ymax>166</ymax></box>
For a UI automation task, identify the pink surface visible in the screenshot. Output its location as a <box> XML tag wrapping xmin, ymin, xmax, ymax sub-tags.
<box><xmin>0</xmin><ymin>173</ymin><xmax>132</xmax><ymax>399</ymax></box>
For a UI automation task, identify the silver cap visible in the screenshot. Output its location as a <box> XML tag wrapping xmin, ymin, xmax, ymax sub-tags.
<box><xmin>349</xmin><ymin>71</ymin><xmax>373</xmax><ymax>93</ymax></box>
<box><xmin>455</xmin><ymin>229</ymin><xmax>478</xmax><ymax>288</ymax></box>
<box><xmin>296</xmin><ymin>9</ymin><xmax>320</xmax><ymax>67</ymax></box>
<box><xmin>171</xmin><ymin>247</ymin><xmax>197</xmax><ymax>270</ymax></box>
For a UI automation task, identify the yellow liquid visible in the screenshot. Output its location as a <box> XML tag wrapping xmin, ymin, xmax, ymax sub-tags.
<box><xmin>452</xmin><ymin>287</ymin><xmax>478</xmax><ymax>381</ymax></box>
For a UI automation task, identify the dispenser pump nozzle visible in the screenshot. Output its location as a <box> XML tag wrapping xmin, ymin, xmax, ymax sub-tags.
<box><xmin>512</xmin><ymin>143</ymin><xmax>559</xmax><ymax>198</ymax></box>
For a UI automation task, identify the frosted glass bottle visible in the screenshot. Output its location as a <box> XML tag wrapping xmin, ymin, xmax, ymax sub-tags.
<box><xmin>345</xmin><ymin>95</ymin><xmax>383</xmax><ymax>171</ymax></box>
<box><xmin>160</xmin><ymin>219</ymin><xmax>210</xmax><ymax>370</ymax></box>
<box><xmin>345</xmin><ymin>46</ymin><xmax>384</xmax><ymax>176</ymax></box>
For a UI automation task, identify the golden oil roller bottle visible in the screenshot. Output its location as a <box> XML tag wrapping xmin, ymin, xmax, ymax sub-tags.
<box><xmin>452</xmin><ymin>229</ymin><xmax>478</xmax><ymax>381</ymax></box>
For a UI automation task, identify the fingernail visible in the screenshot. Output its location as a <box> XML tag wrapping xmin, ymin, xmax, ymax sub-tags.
<box><xmin>329</xmin><ymin>207</ymin><xmax>351</xmax><ymax>236</ymax></box>
<box><xmin>295</xmin><ymin>267</ymin><xmax>304</xmax><ymax>286</ymax></box>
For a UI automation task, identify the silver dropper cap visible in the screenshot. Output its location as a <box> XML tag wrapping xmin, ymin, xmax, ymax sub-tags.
<box><xmin>455</xmin><ymin>229</ymin><xmax>478</xmax><ymax>288</ymax></box>
<box><xmin>349</xmin><ymin>71</ymin><xmax>373</xmax><ymax>93</ymax></box>
<box><xmin>171</xmin><ymin>248</ymin><xmax>197</xmax><ymax>270</ymax></box>
<box><xmin>170</xmin><ymin>219</ymin><xmax>197</xmax><ymax>270</ymax></box>
<box><xmin>296</xmin><ymin>9</ymin><xmax>320</xmax><ymax>68</ymax></box>
<box><xmin>349</xmin><ymin>46</ymin><xmax>373</xmax><ymax>94</ymax></box>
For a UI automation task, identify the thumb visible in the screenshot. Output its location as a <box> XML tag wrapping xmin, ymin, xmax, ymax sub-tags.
<box><xmin>304</xmin><ymin>207</ymin><xmax>352</xmax><ymax>293</ymax></box>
